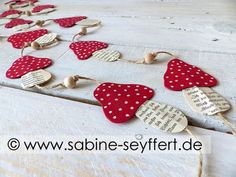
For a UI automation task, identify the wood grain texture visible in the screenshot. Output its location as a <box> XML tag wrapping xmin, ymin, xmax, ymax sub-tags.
<box><xmin>0</xmin><ymin>86</ymin><xmax>236</xmax><ymax>177</ymax></box>
<box><xmin>0</xmin><ymin>2</ymin><xmax>235</xmax><ymax>133</ymax></box>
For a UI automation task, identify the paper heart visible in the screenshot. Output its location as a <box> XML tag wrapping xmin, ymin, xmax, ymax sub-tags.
<box><xmin>164</xmin><ymin>58</ymin><xmax>217</xmax><ymax>91</ymax></box>
<box><xmin>32</xmin><ymin>4</ymin><xmax>55</xmax><ymax>13</ymax></box>
<box><xmin>7</xmin><ymin>29</ymin><xmax>48</xmax><ymax>49</ymax></box>
<box><xmin>5</xmin><ymin>18</ymin><xmax>33</xmax><ymax>28</ymax></box>
<box><xmin>92</xmin><ymin>49</ymin><xmax>121</xmax><ymax>62</ymax></box>
<box><xmin>0</xmin><ymin>10</ymin><xmax>22</xmax><ymax>18</ymax></box>
<box><xmin>94</xmin><ymin>82</ymin><xmax>155</xmax><ymax>123</ymax></box>
<box><xmin>53</xmin><ymin>16</ymin><xmax>87</xmax><ymax>28</ymax></box>
<box><xmin>70</xmin><ymin>41</ymin><xmax>108</xmax><ymax>60</ymax></box>
<box><xmin>6</xmin><ymin>55</ymin><xmax>53</xmax><ymax>79</ymax></box>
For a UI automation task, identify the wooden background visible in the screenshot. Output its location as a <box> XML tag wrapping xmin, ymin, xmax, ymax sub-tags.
<box><xmin>0</xmin><ymin>0</ymin><xmax>236</xmax><ymax>176</ymax></box>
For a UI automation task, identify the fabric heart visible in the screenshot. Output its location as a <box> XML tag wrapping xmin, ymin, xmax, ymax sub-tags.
<box><xmin>0</xmin><ymin>10</ymin><xmax>22</xmax><ymax>18</ymax></box>
<box><xmin>5</xmin><ymin>18</ymin><xmax>33</xmax><ymax>28</ymax></box>
<box><xmin>164</xmin><ymin>58</ymin><xmax>217</xmax><ymax>91</ymax></box>
<box><xmin>70</xmin><ymin>41</ymin><xmax>108</xmax><ymax>60</ymax></box>
<box><xmin>6</xmin><ymin>55</ymin><xmax>52</xmax><ymax>79</ymax></box>
<box><xmin>94</xmin><ymin>82</ymin><xmax>155</xmax><ymax>123</ymax></box>
<box><xmin>32</xmin><ymin>4</ymin><xmax>55</xmax><ymax>13</ymax></box>
<box><xmin>53</xmin><ymin>16</ymin><xmax>87</xmax><ymax>28</ymax></box>
<box><xmin>7</xmin><ymin>29</ymin><xmax>48</xmax><ymax>49</ymax></box>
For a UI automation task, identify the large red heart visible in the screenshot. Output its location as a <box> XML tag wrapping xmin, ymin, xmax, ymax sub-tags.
<box><xmin>164</xmin><ymin>58</ymin><xmax>217</xmax><ymax>91</ymax></box>
<box><xmin>70</xmin><ymin>41</ymin><xmax>108</xmax><ymax>60</ymax></box>
<box><xmin>53</xmin><ymin>16</ymin><xmax>87</xmax><ymax>28</ymax></box>
<box><xmin>0</xmin><ymin>10</ymin><xmax>22</xmax><ymax>18</ymax></box>
<box><xmin>5</xmin><ymin>18</ymin><xmax>33</xmax><ymax>28</ymax></box>
<box><xmin>32</xmin><ymin>4</ymin><xmax>55</xmax><ymax>13</ymax></box>
<box><xmin>7</xmin><ymin>29</ymin><xmax>48</xmax><ymax>49</ymax></box>
<box><xmin>6</xmin><ymin>55</ymin><xmax>52</xmax><ymax>79</ymax></box>
<box><xmin>94</xmin><ymin>82</ymin><xmax>155</xmax><ymax>123</ymax></box>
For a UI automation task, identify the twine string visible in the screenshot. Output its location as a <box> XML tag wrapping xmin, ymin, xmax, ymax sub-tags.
<box><xmin>217</xmin><ymin>112</ymin><xmax>236</xmax><ymax>137</ymax></box>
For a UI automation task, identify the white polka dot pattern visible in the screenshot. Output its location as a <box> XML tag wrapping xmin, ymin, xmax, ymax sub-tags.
<box><xmin>164</xmin><ymin>58</ymin><xmax>217</xmax><ymax>91</ymax></box>
<box><xmin>0</xmin><ymin>10</ymin><xmax>22</xmax><ymax>18</ymax></box>
<box><xmin>94</xmin><ymin>82</ymin><xmax>155</xmax><ymax>123</ymax></box>
<box><xmin>32</xmin><ymin>4</ymin><xmax>55</xmax><ymax>13</ymax></box>
<box><xmin>7</xmin><ymin>29</ymin><xmax>48</xmax><ymax>49</ymax></box>
<box><xmin>6</xmin><ymin>55</ymin><xmax>53</xmax><ymax>79</ymax></box>
<box><xmin>5</xmin><ymin>18</ymin><xmax>33</xmax><ymax>28</ymax></box>
<box><xmin>70</xmin><ymin>41</ymin><xmax>108</xmax><ymax>60</ymax></box>
<box><xmin>53</xmin><ymin>16</ymin><xmax>87</xmax><ymax>28</ymax></box>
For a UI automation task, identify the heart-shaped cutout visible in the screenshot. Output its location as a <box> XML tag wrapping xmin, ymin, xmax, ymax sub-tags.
<box><xmin>164</xmin><ymin>58</ymin><xmax>217</xmax><ymax>91</ymax></box>
<box><xmin>70</xmin><ymin>41</ymin><xmax>108</xmax><ymax>60</ymax></box>
<box><xmin>32</xmin><ymin>4</ymin><xmax>55</xmax><ymax>13</ymax></box>
<box><xmin>0</xmin><ymin>10</ymin><xmax>22</xmax><ymax>18</ymax></box>
<box><xmin>92</xmin><ymin>49</ymin><xmax>120</xmax><ymax>62</ymax></box>
<box><xmin>5</xmin><ymin>18</ymin><xmax>33</xmax><ymax>28</ymax></box>
<box><xmin>94</xmin><ymin>82</ymin><xmax>155</xmax><ymax>123</ymax></box>
<box><xmin>53</xmin><ymin>16</ymin><xmax>87</xmax><ymax>28</ymax></box>
<box><xmin>7</xmin><ymin>29</ymin><xmax>48</xmax><ymax>49</ymax></box>
<box><xmin>6</xmin><ymin>55</ymin><xmax>53</xmax><ymax>79</ymax></box>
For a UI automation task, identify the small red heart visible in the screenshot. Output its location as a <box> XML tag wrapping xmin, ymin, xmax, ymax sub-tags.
<box><xmin>6</xmin><ymin>55</ymin><xmax>53</xmax><ymax>79</ymax></box>
<box><xmin>7</xmin><ymin>29</ymin><xmax>48</xmax><ymax>49</ymax></box>
<box><xmin>164</xmin><ymin>58</ymin><xmax>217</xmax><ymax>91</ymax></box>
<box><xmin>5</xmin><ymin>18</ymin><xmax>33</xmax><ymax>28</ymax></box>
<box><xmin>70</xmin><ymin>41</ymin><xmax>108</xmax><ymax>60</ymax></box>
<box><xmin>94</xmin><ymin>82</ymin><xmax>155</xmax><ymax>123</ymax></box>
<box><xmin>5</xmin><ymin>0</ymin><xmax>38</xmax><ymax>5</ymax></box>
<box><xmin>0</xmin><ymin>10</ymin><xmax>22</xmax><ymax>18</ymax></box>
<box><xmin>32</xmin><ymin>4</ymin><xmax>55</xmax><ymax>13</ymax></box>
<box><xmin>53</xmin><ymin>16</ymin><xmax>87</xmax><ymax>28</ymax></box>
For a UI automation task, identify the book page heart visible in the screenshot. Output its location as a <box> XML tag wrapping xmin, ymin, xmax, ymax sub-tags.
<box><xmin>76</xmin><ymin>19</ymin><xmax>101</xmax><ymax>27</ymax></box>
<box><xmin>0</xmin><ymin>10</ymin><xmax>22</xmax><ymax>19</ymax></box>
<box><xmin>92</xmin><ymin>49</ymin><xmax>120</xmax><ymax>62</ymax></box>
<box><xmin>183</xmin><ymin>86</ymin><xmax>231</xmax><ymax>116</ymax></box>
<box><xmin>34</xmin><ymin>33</ymin><xmax>58</xmax><ymax>47</ymax></box>
<box><xmin>70</xmin><ymin>41</ymin><xmax>108</xmax><ymax>60</ymax></box>
<box><xmin>164</xmin><ymin>58</ymin><xmax>217</xmax><ymax>91</ymax></box>
<box><xmin>5</xmin><ymin>18</ymin><xmax>33</xmax><ymax>28</ymax></box>
<box><xmin>136</xmin><ymin>100</ymin><xmax>188</xmax><ymax>133</ymax></box>
<box><xmin>32</xmin><ymin>4</ymin><xmax>56</xmax><ymax>15</ymax></box>
<box><xmin>7</xmin><ymin>29</ymin><xmax>48</xmax><ymax>49</ymax></box>
<box><xmin>21</xmin><ymin>69</ymin><xmax>52</xmax><ymax>89</ymax></box>
<box><xmin>53</xmin><ymin>16</ymin><xmax>87</xmax><ymax>28</ymax></box>
<box><xmin>94</xmin><ymin>82</ymin><xmax>154</xmax><ymax>123</ymax></box>
<box><xmin>6</xmin><ymin>55</ymin><xmax>52</xmax><ymax>79</ymax></box>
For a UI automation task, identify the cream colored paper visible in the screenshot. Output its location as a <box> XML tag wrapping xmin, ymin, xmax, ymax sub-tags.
<box><xmin>92</xmin><ymin>49</ymin><xmax>120</xmax><ymax>62</ymax></box>
<box><xmin>13</xmin><ymin>23</ymin><xmax>33</xmax><ymax>31</ymax></box>
<box><xmin>183</xmin><ymin>86</ymin><xmax>231</xmax><ymax>115</ymax></box>
<box><xmin>12</xmin><ymin>2</ymin><xmax>29</xmax><ymax>8</ymax></box>
<box><xmin>135</xmin><ymin>100</ymin><xmax>188</xmax><ymax>133</ymax></box>
<box><xmin>5</xmin><ymin>14</ymin><xmax>20</xmax><ymax>19</ymax></box>
<box><xmin>34</xmin><ymin>33</ymin><xmax>57</xmax><ymax>47</ymax></box>
<box><xmin>76</xmin><ymin>19</ymin><xmax>101</xmax><ymax>27</ymax></box>
<box><xmin>21</xmin><ymin>69</ymin><xmax>52</xmax><ymax>89</ymax></box>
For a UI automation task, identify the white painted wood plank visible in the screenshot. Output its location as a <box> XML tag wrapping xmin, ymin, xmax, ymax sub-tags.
<box><xmin>0</xmin><ymin>86</ymin><xmax>236</xmax><ymax>177</ymax></box>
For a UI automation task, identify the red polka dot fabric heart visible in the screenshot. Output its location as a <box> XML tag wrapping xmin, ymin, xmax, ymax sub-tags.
<box><xmin>6</xmin><ymin>55</ymin><xmax>52</xmax><ymax>79</ymax></box>
<box><xmin>32</xmin><ymin>4</ymin><xmax>55</xmax><ymax>13</ymax></box>
<box><xmin>53</xmin><ymin>16</ymin><xmax>87</xmax><ymax>28</ymax></box>
<box><xmin>0</xmin><ymin>10</ymin><xmax>22</xmax><ymax>18</ymax></box>
<box><xmin>94</xmin><ymin>82</ymin><xmax>155</xmax><ymax>123</ymax></box>
<box><xmin>70</xmin><ymin>41</ymin><xmax>108</xmax><ymax>60</ymax></box>
<box><xmin>164</xmin><ymin>58</ymin><xmax>217</xmax><ymax>91</ymax></box>
<box><xmin>5</xmin><ymin>18</ymin><xmax>33</xmax><ymax>28</ymax></box>
<box><xmin>7</xmin><ymin>29</ymin><xmax>48</xmax><ymax>49</ymax></box>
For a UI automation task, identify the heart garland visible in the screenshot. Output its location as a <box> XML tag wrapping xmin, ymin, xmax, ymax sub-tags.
<box><xmin>6</xmin><ymin>55</ymin><xmax>53</xmax><ymax>79</ymax></box>
<box><xmin>53</xmin><ymin>16</ymin><xmax>87</xmax><ymax>28</ymax></box>
<box><xmin>0</xmin><ymin>9</ymin><xmax>22</xmax><ymax>18</ymax></box>
<box><xmin>5</xmin><ymin>18</ymin><xmax>33</xmax><ymax>28</ymax></box>
<box><xmin>31</xmin><ymin>4</ymin><xmax>56</xmax><ymax>14</ymax></box>
<box><xmin>7</xmin><ymin>29</ymin><xmax>48</xmax><ymax>49</ymax></box>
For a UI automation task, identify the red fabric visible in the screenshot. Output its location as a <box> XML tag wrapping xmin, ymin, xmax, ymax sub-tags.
<box><xmin>5</xmin><ymin>18</ymin><xmax>33</xmax><ymax>28</ymax></box>
<box><xmin>70</xmin><ymin>41</ymin><xmax>108</xmax><ymax>60</ymax></box>
<box><xmin>32</xmin><ymin>4</ymin><xmax>55</xmax><ymax>13</ymax></box>
<box><xmin>94</xmin><ymin>82</ymin><xmax>155</xmax><ymax>123</ymax></box>
<box><xmin>0</xmin><ymin>10</ymin><xmax>22</xmax><ymax>17</ymax></box>
<box><xmin>7</xmin><ymin>29</ymin><xmax>48</xmax><ymax>49</ymax></box>
<box><xmin>164</xmin><ymin>58</ymin><xmax>217</xmax><ymax>91</ymax></box>
<box><xmin>6</xmin><ymin>55</ymin><xmax>52</xmax><ymax>79</ymax></box>
<box><xmin>53</xmin><ymin>16</ymin><xmax>87</xmax><ymax>28</ymax></box>
<box><xmin>5</xmin><ymin>0</ymin><xmax>38</xmax><ymax>5</ymax></box>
